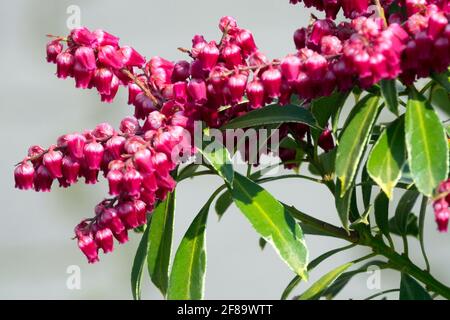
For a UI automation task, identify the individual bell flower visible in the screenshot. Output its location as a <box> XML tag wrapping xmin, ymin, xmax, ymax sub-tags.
<box><xmin>83</xmin><ymin>142</ymin><xmax>104</xmax><ymax>170</ymax></box>
<box><xmin>261</xmin><ymin>66</ymin><xmax>282</xmax><ymax>99</ymax></box>
<box><xmin>93</xmin><ymin>29</ymin><xmax>120</xmax><ymax>47</ymax></box>
<box><xmin>61</xmin><ymin>156</ymin><xmax>80</xmax><ymax>184</ymax></box>
<box><xmin>34</xmin><ymin>165</ymin><xmax>54</xmax><ymax>192</ymax></box>
<box><xmin>133</xmin><ymin>199</ymin><xmax>148</xmax><ymax>226</ymax></box>
<box><xmin>56</xmin><ymin>52</ymin><xmax>74</xmax><ymax>79</ymax></box>
<box><xmin>236</xmin><ymin>29</ymin><xmax>257</xmax><ymax>55</ymax></box>
<box><xmin>46</xmin><ymin>40</ymin><xmax>63</xmax><ymax>63</ymax></box>
<box><xmin>105</xmin><ymin>135</ymin><xmax>126</xmax><ymax>159</ymax></box>
<box><xmin>99</xmin><ymin>208</ymin><xmax>125</xmax><ymax>235</ymax></box>
<box><xmin>97</xmin><ymin>45</ymin><xmax>124</xmax><ymax>69</ymax></box>
<box><xmin>14</xmin><ymin>162</ymin><xmax>35</xmax><ymax>190</ymax></box>
<box><xmin>120</xmin><ymin>46</ymin><xmax>146</xmax><ymax>68</ymax></box>
<box><xmin>94</xmin><ymin>227</ymin><xmax>114</xmax><ymax>254</ymax></box>
<box><xmin>93</xmin><ymin>123</ymin><xmax>115</xmax><ymax>140</ymax></box>
<box><xmin>93</xmin><ymin>68</ymin><xmax>113</xmax><ymax>95</ymax></box>
<box><xmin>246</xmin><ymin>79</ymin><xmax>265</xmax><ymax>109</ymax></box>
<box><xmin>43</xmin><ymin>149</ymin><xmax>63</xmax><ymax>178</ymax></box>
<box><xmin>73</xmin><ymin>62</ymin><xmax>94</xmax><ymax>89</ymax></box>
<box><xmin>120</xmin><ymin>116</ymin><xmax>140</xmax><ymax>135</ymax></box>
<box><xmin>66</xmin><ymin>133</ymin><xmax>86</xmax><ymax>159</ymax></box>
<box><xmin>77</xmin><ymin>233</ymin><xmax>99</xmax><ymax>263</ymax></box>
<box><xmin>74</xmin><ymin>46</ymin><xmax>96</xmax><ymax>71</ymax></box>
<box><xmin>117</xmin><ymin>201</ymin><xmax>139</xmax><ymax>229</ymax></box>
<box><xmin>100</xmin><ymin>74</ymin><xmax>120</xmax><ymax>103</ymax></box>
<box><xmin>227</xmin><ymin>73</ymin><xmax>247</xmax><ymax>104</ymax></box>
<box><xmin>187</xmin><ymin>78</ymin><xmax>207</xmax><ymax>105</ymax></box>
<box><xmin>222</xmin><ymin>43</ymin><xmax>243</xmax><ymax>68</ymax></box>
<box><xmin>70</xmin><ymin>27</ymin><xmax>97</xmax><ymax>46</ymax></box>
<box><xmin>123</xmin><ymin>168</ymin><xmax>142</xmax><ymax>197</ymax></box>
<box><xmin>198</xmin><ymin>41</ymin><xmax>220</xmax><ymax>70</ymax></box>
<box><xmin>171</xmin><ymin>60</ymin><xmax>191</xmax><ymax>82</ymax></box>
<box><xmin>134</xmin><ymin>148</ymin><xmax>154</xmax><ymax>173</ymax></box>
<box><xmin>281</xmin><ymin>54</ymin><xmax>301</xmax><ymax>83</ymax></box>
<box><xmin>106</xmin><ymin>169</ymin><xmax>123</xmax><ymax>196</ymax></box>
<box><xmin>293</xmin><ymin>28</ymin><xmax>307</xmax><ymax>50</ymax></box>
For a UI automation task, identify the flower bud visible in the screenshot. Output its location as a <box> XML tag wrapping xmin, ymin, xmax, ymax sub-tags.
<box><xmin>293</xmin><ymin>28</ymin><xmax>307</xmax><ymax>50</ymax></box>
<box><xmin>46</xmin><ymin>41</ymin><xmax>63</xmax><ymax>63</ymax></box>
<box><xmin>120</xmin><ymin>116</ymin><xmax>140</xmax><ymax>134</ymax></box>
<box><xmin>171</xmin><ymin>60</ymin><xmax>191</xmax><ymax>82</ymax></box>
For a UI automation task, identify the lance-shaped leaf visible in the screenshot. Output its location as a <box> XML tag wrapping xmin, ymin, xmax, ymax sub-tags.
<box><xmin>221</xmin><ymin>104</ymin><xmax>318</xmax><ymax>130</ymax></box>
<box><xmin>147</xmin><ymin>192</ymin><xmax>175</xmax><ymax>297</ymax></box>
<box><xmin>367</xmin><ymin>117</ymin><xmax>406</xmax><ymax>199</ymax></box>
<box><xmin>380</xmin><ymin>79</ymin><xmax>399</xmax><ymax>116</ymax></box>
<box><xmin>167</xmin><ymin>194</ymin><xmax>214</xmax><ymax>300</ymax></box>
<box><xmin>393</xmin><ymin>189</ymin><xmax>419</xmax><ymax>236</ymax></box>
<box><xmin>131</xmin><ymin>223</ymin><xmax>151</xmax><ymax>300</ymax></box>
<box><xmin>400</xmin><ymin>273</ymin><xmax>432</xmax><ymax>300</ymax></box>
<box><xmin>230</xmin><ymin>173</ymin><xmax>309</xmax><ymax>280</ymax></box>
<box><xmin>336</xmin><ymin>94</ymin><xmax>381</xmax><ymax>196</ymax></box>
<box><xmin>405</xmin><ymin>89</ymin><xmax>448</xmax><ymax>196</ymax></box>
<box><xmin>296</xmin><ymin>262</ymin><xmax>354</xmax><ymax>300</ymax></box>
<box><xmin>198</xmin><ymin>135</ymin><xmax>234</xmax><ymax>186</ymax></box>
<box><xmin>431</xmin><ymin>71</ymin><xmax>450</xmax><ymax>93</ymax></box>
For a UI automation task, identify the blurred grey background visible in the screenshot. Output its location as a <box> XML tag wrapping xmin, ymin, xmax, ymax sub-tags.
<box><xmin>1</xmin><ymin>0</ymin><xmax>449</xmax><ymax>300</ymax></box>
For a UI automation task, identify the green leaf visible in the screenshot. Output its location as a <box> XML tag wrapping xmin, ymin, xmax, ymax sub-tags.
<box><xmin>167</xmin><ymin>195</ymin><xmax>213</xmax><ymax>300</ymax></box>
<box><xmin>147</xmin><ymin>192</ymin><xmax>176</xmax><ymax>297</ymax></box>
<box><xmin>405</xmin><ymin>89</ymin><xmax>449</xmax><ymax>196</ymax></box>
<box><xmin>177</xmin><ymin>163</ymin><xmax>200</xmax><ymax>181</ymax></box>
<box><xmin>311</xmin><ymin>92</ymin><xmax>349</xmax><ymax>142</ymax></box>
<box><xmin>281</xmin><ymin>244</ymin><xmax>355</xmax><ymax>300</ymax></box>
<box><xmin>335</xmin><ymin>180</ymin><xmax>353</xmax><ymax>231</ymax></box>
<box><xmin>131</xmin><ymin>223</ymin><xmax>151</xmax><ymax>300</ymax></box>
<box><xmin>336</xmin><ymin>94</ymin><xmax>381</xmax><ymax>196</ymax></box>
<box><xmin>214</xmin><ymin>191</ymin><xmax>233</xmax><ymax>219</ymax></box>
<box><xmin>296</xmin><ymin>262</ymin><xmax>354</xmax><ymax>300</ymax></box>
<box><xmin>430</xmin><ymin>85</ymin><xmax>450</xmax><ymax>116</ymax></box>
<box><xmin>221</xmin><ymin>104</ymin><xmax>318</xmax><ymax>130</ymax></box>
<box><xmin>374</xmin><ymin>191</ymin><xmax>390</xmax><ymax>238</ymax></box>
<box><xmin>230</xmin><ymin>173</ymin><xmax>309</xmax><ymax>279</ymax></box>
<box><xmin>380</xmin><ymin>79</ymin><xmax>399</xmax><ymax>116</ymax></box>
<box><xmin>361</xmin><ymin>164</ymin><xmax>372</xmax><ymax>209</ymax></box>
<box><xmin>389</xmin><ymin>213</ymin><xmax>419</xmax><ymax>237</ymax></box>
<box><xmin>322</xmin><ymin>261</ymin><xmax>386</xmax><ymax>299</ymax></box>
<box><xmin>400</xmin><ymin>273</ymin><xmax>432</xmax><ymax>300</ymax></box>
<box><xmin>367</xmin><ymin>117</ymin><xmax>406</xmax><ymax>199</ymax></box>
<box><xmin>198</xmin><ymin>136</ymin><xmax>234</xmax><ymax>186</ymax></box>
<box><xmin>431</xmin><ymin>71</ymin><xmax>450</xmax><ymax>93</ymax></box>
<box><xmin>393</xmin><ymin>190</ymin><xmax>419</xmax><ymax>236</ymax></box>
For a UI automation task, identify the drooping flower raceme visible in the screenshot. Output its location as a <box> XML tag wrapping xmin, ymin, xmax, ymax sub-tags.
<box><xmin>15</xmin><ymin>2</ymin><xmax>450</xmax><ymax>262</ymax></box>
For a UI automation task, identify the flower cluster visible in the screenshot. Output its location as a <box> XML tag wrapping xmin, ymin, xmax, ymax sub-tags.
<box><xmin>15</xmin><ymin>109</ymin><xmax>193</xmax><ymax>262</ymax></box>
<box><xmin>46</xmin><ymin>27</ymin><xmax>145</xmax><ymax>102</ymax></box>
<box><xmin>16</xmin><ymin>4</ymin><xmax>450</xmax><ymax>262</ymax></box>
<box><xmin>433</xmin><ymin>179</ymin><xmax>450</xmax><ymax>232</ymax></box>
